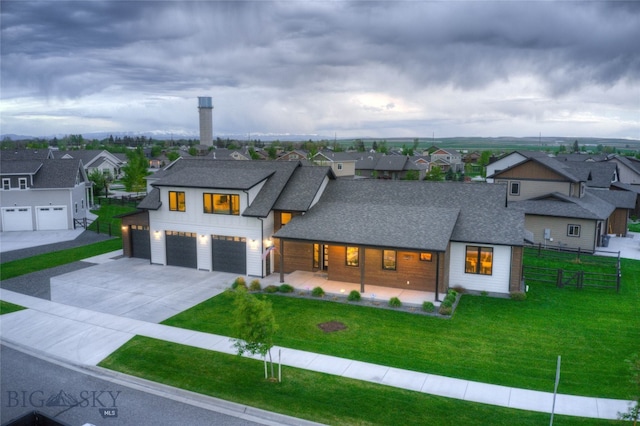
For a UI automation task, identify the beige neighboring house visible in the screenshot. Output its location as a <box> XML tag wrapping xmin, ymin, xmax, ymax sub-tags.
<box><xmin>52</xmin><ymin>149</ymin><xmax>125</xmax><ymax>179</ymax></box>
<box><xmin>427</xmin><ymin>148</ymin><xmax>463</xmax><ymax>172</ymax></box>
<box><xmin>489</xmin><ymin>154</ymin><xmax>634</xmax><ymax>252</ymax></box>
<box><xmin>312</xmin><ymin>151</ymin><xmax>356</xmax><ymax>177</ymax></box>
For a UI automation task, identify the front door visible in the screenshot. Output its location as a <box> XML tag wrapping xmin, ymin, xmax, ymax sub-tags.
<box><xmin>313</xmin><ymin>244</ymin><xmax>329</xmax><ymax>271</ymax></box>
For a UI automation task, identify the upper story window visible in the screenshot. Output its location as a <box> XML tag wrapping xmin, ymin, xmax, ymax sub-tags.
<box><xmin>465</xmin><ymin>246</ymin><xmax>493</xmax><ymax>275</ymax></box>
<box><xmin>169</xmin><ymin>191</ymin><xmax>186</xmax><ymax>212</ymax></box>
<box><xmin>18</xmin><ymin>178</ymin><xmax>27</xmax><ymax>190</ymax></box>
<box><xmin>346</xmin><ymin>246</ymin><xmax>359</xmax><ymax>267</ymax></box>
<box><xmin>203</xmin><ymin>193</ymin><xmax>239</xmax><ymax>215</ymax></box>
<box><xmin>383</xmin><ymin>250</ymin><xmax>396</xmax><ymax>270</ymax></box>
<box><xmin>337</xmin><ymin>163</ymin><xmax>343</xmax><ymax>170</ymax></box>
<box><xmin>510</xmin><ymin>181</ymin><xmax>520</xmax><ymax>196</ymax></box>
<box><xmin>281</xmin><ymin>212</ymin><xmax>292</xmax><ymax>226</ymax></box>
<box><xmin>2</xmin><ymin>178</ymin><xmax>10</xmax><ymax>190</ymax></box>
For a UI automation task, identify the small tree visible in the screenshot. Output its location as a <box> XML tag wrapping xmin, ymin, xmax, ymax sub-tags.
<box><xmin>121</xmin><ymin>147</ymin><xmax>150</xmax><ymax>193</ymax></box>
<box><xmin>88</xmin><ymin>169</ymin><xmax>107</xmax><ymax>197</ymax></box>
<box><xmin>232</xmin><ymin>288</ymin><xmax>279</xmax><ymax>380</ymax></box>
<box><xmin>424</xmin><ymin>166</ymin><xmax>443</xmax><ymax>181</ymax></box>
<box><xmin>619</xmin><ymin>353</ymin><xmax>640</xmax><ymax>425</ymax></box>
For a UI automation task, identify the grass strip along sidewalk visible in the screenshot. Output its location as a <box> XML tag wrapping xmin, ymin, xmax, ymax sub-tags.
<box><xmin>99</xmin><ymin>336</ymin><xmax>620</xmax><ymax>426</ymax></box>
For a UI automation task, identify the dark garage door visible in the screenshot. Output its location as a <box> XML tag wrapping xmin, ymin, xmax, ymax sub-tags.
<box><xmin>212</xmin><ymin>235</ymin><xmax>246</xmax><ymax>274</ymax></box>
<box><xmin>131</xmin><ymin>225</ymin><xmax>151</xmax><ymax>259</ymax></box>
<box><xmin>166</xmin><ymin>231</ymin><xmax>197</xmax><ymax>268</ymax></box>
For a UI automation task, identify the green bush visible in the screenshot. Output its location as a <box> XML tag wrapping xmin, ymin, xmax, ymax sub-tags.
<box><xmin>440</xmin><ymin>299</ymin><xmax>453</xmax><ymax>308</ymax></box>
<box><xmin>347</xmin><ymin>290</ymin><xmax>361</xmax><ymax>302</ymax></box>
<box><xmin>311</xmin><ymin>286</ymin><xmax>325</xmax><ymax>297</ymax></box>
<box><xmin>444</xmin><ymin>293</ymin><xmax>456</xmax><ymax>304</ymax></box>
<box><xmin>439</xmin><ymin>305</ymin><xmax>452</xmax><ymax>316</ymax></box>
<box><xmin>510</xmin><ymin>291</ymin><xmax>527</xmax><ymax>301</ymax></box>
<box><xmin>388</xmin><ymin>297</ymin><xmax>402</xmax><ymax>308</ymax></box>
<box><xmin>279</xmin><ymin>284</ymin><xmax>294</xmax><ymax>293</ymax></box>
<box><xmin>231</xmin><ymin>277</ymin><xmax>247</xmax><ymax>289</ymax></box>
<box><xmin>422</xmin><ymin>301</ymin><xmax>435</xmax><ymax>312</ymax></box>
<box><xmin>264</xmin><ymin>285</ymin><xmax>279</xmax><ymax>293</ymax></box>
<box><xmin>249</xmin><ymin>279</ymin><xmax>261</xmax><ymax>292</ymax></box>
<box><xmin>448</xmin><ymin>289</ymin><xmax>458</xmax><ymax>298</ymax></box>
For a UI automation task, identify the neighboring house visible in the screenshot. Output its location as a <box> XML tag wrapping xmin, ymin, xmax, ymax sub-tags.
<box><xmin>489</xmin><ymin>154</ymin><xmax>633</xmax><ymax>251</ymax></box>
<box><xmin>607</xmin><ymin>155</ymin><xmax>640</xmax><ymax>187</ymax></box>
<box><xmin>0</xmin><ymin>152</ymin><xmax>91</xmax><ymax>232</ymax></box>
<box><xmin>312</xmin><ymin>151</ymin><xmax>356</xmax><ymax>178</ymax></box>
<box><xmin>428</xmin><ymin>148</ymin><xmax>463</xmax><ymax>172</ymax></box>
<box><xmin>276</xmin><ymin>150</ymin><xmax>308</xmax><ymax>162</ymax></box>
<box><xmin>354</xmin><ymin>153</ymin><xmax>427</xmax><ymax>180</ymax></box>
<box><xmin>52</xmin><ymin>150</ymin><xmax>125</xmax><ymax>179</ymax></box>
<box><xmin>123</xmin><ymin>159</ymin><xmax>527</xmax><ymax>297</ymax></box>
<box><xmin>208</xmin><ymin>148</ymin><xmax>250</xmax><ymax>160</ymax></box>
<box><xmin>485</xmin><ymin>151</ymin><xmax>550</xmax><ymax>183</ymax></box>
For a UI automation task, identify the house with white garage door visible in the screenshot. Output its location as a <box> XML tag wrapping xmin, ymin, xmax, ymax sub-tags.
<box><xmin>0</xmin><ymin>152</ymin><xmax>91</xmax><ymax>232</ymax></box>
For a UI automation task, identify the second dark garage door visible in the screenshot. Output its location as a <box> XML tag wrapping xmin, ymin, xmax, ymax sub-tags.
<box><xmin>166</xmin><ymin>231</ymin><xmax>197</xmax><ymax>268</ymax></box>
<box><xmin>212</xmin><ymin>235</ymin><xmax>246</xmax><ymax>274</ymax></box>
<box><xmin>130</xmin><ymin>225</ymin><xmax>151</xmax><ymax>259</ymax></box>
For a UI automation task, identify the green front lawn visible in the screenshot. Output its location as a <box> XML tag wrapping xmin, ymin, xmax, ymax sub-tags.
<box><xmin>162</xmin><ymin>258</ymin><xmax>640</xmax><ymax>400</ymax></box>
<box><xmin>99</xmin><ymin>336</ymin><xmax>619</xmax><ymax>426</ymax></box>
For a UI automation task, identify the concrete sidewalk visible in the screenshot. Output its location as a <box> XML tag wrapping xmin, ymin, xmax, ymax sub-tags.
<box><xmin>0</xmin><ymin>288</ymin><xmax>631</xmax><ymax>420</ymax></box>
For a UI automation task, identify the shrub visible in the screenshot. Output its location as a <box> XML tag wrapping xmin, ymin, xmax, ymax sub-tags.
<box><xmin>248</xmin><ymin>279</ymin><xmax>261</xmax><ymax>292</ymax></box>
<box><xmin>439</xmin><ymin>305</ymin><xmax>452</xmax><ymax>316</ymax></box>
<box><xmin>347</xmin><ymin>290</ymin><xmax>361</xmax><ymax>302</ymax></box>
<box><xmin>231</xmin><ymin>277</ymin><xmax>246</xmax><ymax>289</ymax></box>
<box><xmin>264</xmin><ymin>285</ymin><xmax>279</xmax><ymax>293</ymax></box>
<box><xmin>510</xmin><ymin>291</ymin><xmax>527</xmax><ymax>301</ymax></box>
<box><xmin>388</xmin><ymin>297</ymin><xmax>402</xmax><ymax>308</ymax></box>
<box><xmin>448</xmin><ymin>289</ymin><xmax>458</xmax><ymax>298</ymax></box>
<box><xmin>311</xmin><ymin>286</ymin><xmax>325</xmax><ymax>297</ymax></box>
<box><xmin>440</xmin><ymin>299</ymin><xmax>453</xmax><ymax>308</ymax></box>
<box><xmin>279</xmin><ymin>284</ymin><xmax>294</xmax><ymax>293</ymax></box>
<box><xmin>444</xmin><ymin>293</ymin><xmax>456</xmax><ymax>305</ymax></box>
<box><xmin>422</xmin><ymin>301</ymin><xmax>435</xmax><ymax>312</ymax></box>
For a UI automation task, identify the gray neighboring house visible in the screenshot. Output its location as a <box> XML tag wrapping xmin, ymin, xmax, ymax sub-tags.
<box><xmin>52</xmin><ymin>149</ymin><xmax>125</xmax><ymax>179</ymax></box>
<box><xmin>0</xmin><ymin>151</ymin><xmax>91</xmax><ymax>232</ymax></box>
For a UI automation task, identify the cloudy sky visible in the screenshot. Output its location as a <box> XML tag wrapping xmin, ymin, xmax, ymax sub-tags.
<box><xmin>1</xmin><ymin>1</ymin><xmax>639</xmax><ymax>140</ymax></box>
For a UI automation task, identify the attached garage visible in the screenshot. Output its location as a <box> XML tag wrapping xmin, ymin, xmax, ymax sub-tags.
<box><xmin>36</xmin><ymin>206</ymin><xmax>68</xmax><ymax>230</ymax></box>
<box><xmin>212</xmin><ymin>235</ymin><xmax>246</xmax><ymax>274</ymax></box>
<box><xmin>1</xmin><ymin>206</ymin><xmax>33</xmax><ymax>231</ymax></box>
<box><xmin>130</xmin><ymin>225</ymin><xmax>151</xmax><ymax>259</ymax></box>
<box><xmin>166</xmin><ymin>231</ymin><xmax>197</xmax><ymax>268</ymax></box>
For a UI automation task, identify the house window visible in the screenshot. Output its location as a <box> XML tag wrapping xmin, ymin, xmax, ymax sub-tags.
<box><xmin>346</xmin><ymin>246</ymin><xmax>359</xmax><ymax>267</ymax></box>
<box><xmin>81</xmin><ymin>200</ymin><xmax>85</xmax><ymax>209</ymax></box>
<box><xmin>2</xmin><ymin>179</ymin><xmax>9</xmax><ymax>190</ymax></box>
<box><xmin>281</xmin><ymin>212</ymin><xmax>292</xmax><ymax>226</ymax></box>
<box><xmin>420</xmin><ymin>252</ymin><xmax>432</xmax><ymax>262</ymax></box>
<box><xmin>19</xmin><ymin>178</ymin><xmax>27</xmax><ymax>190</ymax></box>
<box><xmin>169</xmin><ymin>191</ymin><xmax>186</xmax><ymax>212</ymax></box>
<box><xmin>383</xmin><ymin>250</ymin><xmax>396</xmax><ymax>270</ymax></box>
<box><xmin>203</xmin><ymin>193</ymin><xmax>239</xmax><ymax>215</ymax></box>
<box><xmin>567</xmin><ymin>224</ymin><xmax>581</xmax><ymax>237</ymax></box>
<box><xmin>465</xmin><ymin>246</ymin><xmax>493</xmax><ymax>275</ymax></box>
<box><xmin>75</xmin><ymin>203</ymin><xmax>78</xmax><ymax>213</ymax></box>
<box><xmin>337</xmin><ymin>163</ymin><xmax>343</xmax><ymax>170</ymax></box>
<box><xmin>510</xmin><ymin>181</ymin><xmax>520</xmax><ymax>196</ymax></box>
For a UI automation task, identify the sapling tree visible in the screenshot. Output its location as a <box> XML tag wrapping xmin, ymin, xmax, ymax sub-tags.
<box><xmin>232</xmin><ymin>287</ymin><xmax>279</xmax><ymax>380</ymax></box>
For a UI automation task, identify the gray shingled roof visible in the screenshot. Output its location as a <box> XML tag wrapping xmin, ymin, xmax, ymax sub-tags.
<box><xmin>564</xmin><ymin>162</ymin><xmax>617</xmax><ymax>188</ymax></box>
<box><xmin>0</xmin><ymin>160</ymin><xmax>43</xmax><ymax>175</ymax></box>
<box><xmin>490</xmin><ymin>156</ymin><xmax>582</xmax><ymax>182</ymax></box>
<box><xmin>137</xmin><ymin>187</ymin><xmax>161</xmax><ymax>210</ymax></box>
<box><xmin>511</xmin><ymin>192</ymin><xmax>615</xmax><ymax>220</ymax></box>
<box><xmin>32</xmin><ymin>159</ymin><xmax>85</xmax><ymax>189</ymax></box>
<box><xmin>272</xmin><ymin>166</ymin><xmax>333</xmax><ymax>211</ymax></box>
<box><xmin>275</xmin><ymin>180</ymin><xmax>524</xmax><ymax>250</ymax></box>
<box><xmin>143</xmin><ymin>158</ymin><xmax>301</xmax><ymax>217</ymax></box>
<box><xmin>0</xmin><ymin>149</ymin><xmax>51</xmax><ymax>161</ymax></box>
<box><xmin>587</xmin><ymin>188</ymin><xmax>637</xmax><ymax>209</ymax></box>
<box><xmin>374</xmin><ymin>155</ymin><xmax>408</xmax><ymax>171</ymax></box>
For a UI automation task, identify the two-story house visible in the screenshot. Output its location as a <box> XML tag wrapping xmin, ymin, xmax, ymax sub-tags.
<box><xmin>122</xmin><ymin>159</ymin><xmax>527</xmax><ymax>297</ymax></box>
<box><xmin>0</xmin><ymin>151</ymin><xmax>91</xmax><ymax>232</ymax></box>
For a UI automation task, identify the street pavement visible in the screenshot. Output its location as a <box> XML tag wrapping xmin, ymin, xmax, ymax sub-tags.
<box><xmin>1</xmin><ymin>230</ymin><xmax>638</xmax><ymax>422</ymax></box>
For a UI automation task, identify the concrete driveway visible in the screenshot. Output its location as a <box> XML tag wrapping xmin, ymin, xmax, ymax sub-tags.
<box><xmin>50</xmin><ymin>257</ymin><xmax>237</xmax><ymax>323</ymax></box>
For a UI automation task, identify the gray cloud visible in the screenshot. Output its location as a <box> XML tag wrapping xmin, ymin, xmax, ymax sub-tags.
<box><xmin>1</xmin><ymin>0</ymin><xmax>638</xmax><ymax>139</ymax></box>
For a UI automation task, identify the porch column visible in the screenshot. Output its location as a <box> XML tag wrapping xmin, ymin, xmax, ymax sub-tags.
<box><xmin>279</xmin><ymin>238</ymin><xmax>285</xmax><ymax>283</ymax></box>
<box><xmin>435</xmin><ymin>252</ymin><xmax>440</xmax><ymax>302</ymax></box>
<box><xmin>359</xmin><ymin>246</ymin><xmax>365</xmax><ymax>293</ymax></box>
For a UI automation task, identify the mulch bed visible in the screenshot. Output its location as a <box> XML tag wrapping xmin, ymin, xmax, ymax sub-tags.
<box><xmin>317</xmin><ymin>320</ymin><xmax>347</xmax><ymax>333</ymax></box>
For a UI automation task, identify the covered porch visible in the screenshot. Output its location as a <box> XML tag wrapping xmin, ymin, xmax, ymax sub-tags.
<box><xmin>261</xmin><ymin>270</ymin><xmax>441</xmax><ymax>307</ymax></box>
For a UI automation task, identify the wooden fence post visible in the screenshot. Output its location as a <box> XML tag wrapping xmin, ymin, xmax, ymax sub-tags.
<box><xmin>556</xmin><ymin>269</ymin><xmax>563</xmax><ymax>288</ymax></box>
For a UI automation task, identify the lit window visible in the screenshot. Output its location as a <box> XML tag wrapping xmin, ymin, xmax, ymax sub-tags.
<box><xmin>465</xmin><ymin>246</ymin><xmax>493</xmax><ymax>275</ymax></box>
<box><xmin>346</xmin><ymin>246</ymin><xmax>359</xmax><ymax>267</ymax></box>
<box><xmin>510</xmin><ymin>181</ymin><xmax>520</xmax><ymax>196</ymax></box>
<box><xmin>203</xmin><ymin>193</ymin><xmax>239</xmax><ymax>215</ymax></box>
<box><xmin>567</xmin><ymin>224</ymin><xmax>581</xmax><ymax>237</ymax></box>
<box><xmin>383</xmin><ymin>250</ymin><xmax>396</xmax><ymax>270</ymax></box>
<box><xmin>19</xmin><ymin>178</ymin><xmax>27</xmax><ymax>190</ymax></box>
<box><xmin>281</xmin><ymin>212</ymin><xmax>292</xmax><ymax>226</ymax></box>
<box><xmin>169</xmin><ymin>191</ymin><xmax>186</xmax><ymax>212</ymax></box>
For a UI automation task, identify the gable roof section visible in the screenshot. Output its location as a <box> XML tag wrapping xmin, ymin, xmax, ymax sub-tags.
<box><xmin>511</xmin><ymin>192</ymin><xmax>615</xmax><ymax>220</ymax></box>
<box><xmin>0</xmin><ymin>149</ymin><xmax>51</xmax><ymax>161</ymax></box>
<box><xmin>563</xmin><ymin>162</ymin><xmax>617</xmax><ymax>188</ymax></box>
<box><xmin>0</xmin><ymin>159</ymin><xmax>43</xmax><ymax>175</ymax></box>
<box><xmin>374</xmin><ymin>155</ymin><xmax>408</xmax><ymax>171</ymax></box>
<box><xmin>273</xmin><ymin>166</ymin><xmax>334</xmax><ymax>212</ymax></box>
<box><xmin>489</xmin><ymin>156</ymin><xmax>581</xmax><ymax>182</ymax></box>
<box><xmin>275</xmin><ymin>181</ymin><xmax>523</xmax><ymax>251</ymax></box>
<box><xmin>587</xmin><ymin>188</ymin><xmax>637</xmax><ymax>209</ymax></box>
<box><xmin>138</xmin><ymin>187</ymin><xmax>161</xmax><ymax>210</ymax></box>
<box><xmin>32</xmin><ymin>159</ymin><xmax>86</xmax><ymax>189</ymax></box>
<box><xmin>154</xmin><ymin>166</ymin><xmax>274</xmax><ymax>190</ymax></box>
